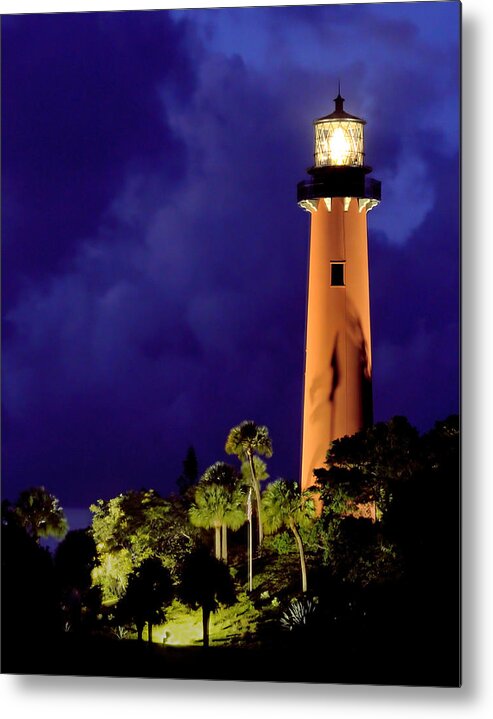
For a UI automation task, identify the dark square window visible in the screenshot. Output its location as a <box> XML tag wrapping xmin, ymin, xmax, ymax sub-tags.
<box><xmin>331</xmin><ymin>262</ymin><xmax>345</xmax><ymax>286</ymax></box>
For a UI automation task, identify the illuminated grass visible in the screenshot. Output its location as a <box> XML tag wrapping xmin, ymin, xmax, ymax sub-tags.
<box><xmin>152</xmin><ymin>601</ymin><xmax>202</xmax><ymax>646</ymax></box>
<box><xmin>150</xmin><ymin>594</ymin><xmax>259</xmax><ymax>647</ymax></box>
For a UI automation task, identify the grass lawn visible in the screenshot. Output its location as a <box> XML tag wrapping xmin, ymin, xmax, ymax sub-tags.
<box><xmin>147</xmin><ymin>595</ymin><xmax>260</xmax><ymax>647</ymax></box>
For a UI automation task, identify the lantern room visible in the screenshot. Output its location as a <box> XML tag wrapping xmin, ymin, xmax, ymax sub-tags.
<box><xmin>313</xmin><ymin>92</ymin><xmax>365</xmax><ymax>168</ymax></box>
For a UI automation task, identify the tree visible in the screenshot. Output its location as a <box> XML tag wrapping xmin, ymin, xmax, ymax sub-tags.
<box><xmin>309</xmin><ymin>415</ymin><xmax>459</xmax><ymax>589</ymax></box>
<box><xmin>241</xmin><ymin>455</ymin><xmax>269</xmax><ymax>487</ymax></box>
<box><xmin>311</xmin><ymin>513</ymin><xmax>401</xmax><ymax>588</ymax></box>
<box><xmin>262</xmin><ymin>480</ymin><xmax>315</xmax><ymax>593</ymax></box>
<box><xmin>189</xmin><ymin>483</ymin><xmax>228</xmax><ymax>560</ymax></box>
<box><xmin>55</xmin><ymin>529</ymin><xmax>96</xmax><ymax>591</ymax></box>
<box><xmin>199</xmin><ymin>462</ymin><xmax>246</xmax><ymax>562</ymax></box>
<box><xmin>201</xmin><ymin>461</ymin><xmax>240</xmax><ymax>489</ymax></box>
<box><xmin>54</xmin><ymin>529</ymin><xmax>99</xmax><ymax>632</ymax></box>
<box><xmin>13</xmin><ymin>486</ymin><xmax>68</xmax><ymax>544</ymax></box>
<box><xmin>305</xmin><ymin>417</ymin><xmax>422</xmax><ymax>588</ymax></box>
<box><xmin>179</xmin><ymin>546</ymin><xmax>237</xmax><ymax>648</ymax></box>
<box><xmin>91</xmin><ymin>549</ymin><xmax>133</xmax><ymax>602</ymax></box>
<box><xmin>220</xmin><ymin>487</ymin><xmax>246</xmax><ymax>563</ymax></box>
<box><xmin>117</xmin><ymin>558</ymin><xmax>173</xmax><ymax>643</ymax></box>
<box><xmin>1</xmin><ymin>500</ymin><xmax>61</xmax><ymax>647</ymax></box>
<box><xmin>90</xmin><ymin>489</ymin><xmax>196</xmax><ymax>602</ymax></box>
<box><xmin>225</xmin><ymin>421</ymin><xmax>272</xmax><ymax>546</ymax></box>
<box><xmin>189</xmin><ymin>479</ymin><xmax>246</xmax><ymax>563</ymax></box>
<box><xmin>313</xmin><ymin>416</ymin><xmax>421</xmax><ymax>519</ymax></box>
<box><xmin>383</xmin><ymin>414</ymin><xmax>460</xmax><ymax>569</ymax></box>
<box><xmin>177</xmin><ymin>446</ymin><xmax>199</xmax><ymax>500</ymax></box>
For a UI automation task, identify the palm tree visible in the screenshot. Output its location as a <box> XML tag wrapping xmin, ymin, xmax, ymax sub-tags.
<box><xmin>193</xmin><ymin>462</ymin><xmax>246</xmax><ymax>562</ymax></box>
<box><xmin>201</xmin><ymin>461</ymin><xmax>239</xmax><ymax>489</ymax></box>
<box><xmin>14</xmin><ymin>486</ymin><xmax>68</xmax><ymax>544</ymax></box>
<box><xmin>225</xmin><ymin>421</ymin><xmax>272</xmax><ymax>546</ymax></box>
<box><xmin>220</xmin><ymin>485</ymin><xmax>246</xmax><ymax>563</ymax></box>
<box><xmin>262</xmin><ymin>479</ymin><xmax>315</xmax><ymax>593</ymax></box>
<box><xmin>189</xmin><ymin>483</ymin><xmax>229</xmax><ymax>560</ymax></box>
<box><xmin>241</xmin><ymin>455</ymin><xmax>269</xmax><ymax>487</ymax></box>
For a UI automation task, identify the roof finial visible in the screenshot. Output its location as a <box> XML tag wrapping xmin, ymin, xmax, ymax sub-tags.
<box><xmin>334</xmin><ymin>81</ymin><xmax>345</xmax><ymax>113</ymax></box>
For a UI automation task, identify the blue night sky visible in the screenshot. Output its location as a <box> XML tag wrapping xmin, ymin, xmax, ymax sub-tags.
<box><xmin>1</xmin><ymin>2</ymin><xmax>460</xmax><ymax>516</ymax></box>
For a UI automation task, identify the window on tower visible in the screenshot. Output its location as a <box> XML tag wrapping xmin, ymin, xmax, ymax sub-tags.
<box><xmin>331</xmin><ymin>262</ymin><xmax>345</xmax><ymax>286</ymax></box>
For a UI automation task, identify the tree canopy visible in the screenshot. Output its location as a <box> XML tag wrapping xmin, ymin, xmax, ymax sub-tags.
<box><xmin>312</xmin><ymin>416</ymin><xmax>422</xmax><ymax>518</ymax></box>
<box><xmin>90</xmin><ymin>489</ymin><xmax>196</xmax><ymax>601</ymax></box>
<box><xmin>117</xmin><ymin>558</ymin><xmax>173</xmax><ymax>643</ymax></box>
<box><xmin>13</xmin><ymin>486</ymin><xmax>68</xmax><ymax>543</ymax></box>
<box><xmin>189</xmin><ymin>463</ymin><xmax>246</xmax><ymax>562</ymax></box>
<box><xmin>309</xmin><ymin>415</ymin><xmax>459</xmax><ymax>590</ymax></box>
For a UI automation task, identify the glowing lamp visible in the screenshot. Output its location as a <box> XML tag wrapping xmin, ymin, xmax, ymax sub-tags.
<box><xmin>313</xmin><ymin>92</ymin><xmax>365</xmax><ymax>167</ymax></box>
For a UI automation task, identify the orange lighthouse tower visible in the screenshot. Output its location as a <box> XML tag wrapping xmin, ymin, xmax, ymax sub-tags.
<box><xmin>298</xmin><ymin>91</ymin><xmax>381</xmax><ymax>494</ymax></box>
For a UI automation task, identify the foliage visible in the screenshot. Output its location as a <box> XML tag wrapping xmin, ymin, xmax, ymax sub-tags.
<box><xmin>55</xmin><ymin>529</ymin><xmax>101</xmax><ymax>632</ymax></box>
<box><xmin>309</xmin><ymin>415</ymin><xmax>459</xmax><ymax>589</ymax></box>
<box><xmin>313</xmin><ymin>416</ymin><xmax>421</xmax><ymax>517</ymax></box>
<box><xmin>212</xmin><ymin>592</ymin><xmax>259</xmax><ymax>645</ymax></box>
<box><xmin>180</xmin><ymin>546</ymin><xmax>237</xmax><ymax>612</ymax></box>
<box><xmin>263</xmin><ymin>522</ymin><xmax>320</xmax><ymax>558</ymax></box>
<box><xmin>55</xmin><ymin>529</ymin><xmax>97</xmax><ymax>592</ymax></box>
<box><xmin>1</xmin><ymin>501</ymin><xmax>62</xmax><ymax>641</ymax></box>
<box><xmin>90</xmin><ymin>489</ymin><xmax>196</xmax><ymax>601</ymax></box>
<box><xmin>241</xmin><ymin>456</ymin><xmax>269</xmax><ymax>486</ymax></box>
<box><xmin>179</xmin><ymin>545</ymin><xmax>237</xmax><ymax>647</ymax></box>
<box><xmin>189</xmin><ymin>483</ymin><xmax>230</xmax><ymax>559</ymax></box>
<box><xmin>189</xmin><ymin>462</ymin><xmax>246</xmax><ymax>562</ymax></box>
<box><xmin>280</xmin><ymin>596</ymin><xmax>319</xmax><ymax>632</ymax></box>
<box><xmin>262</xmin><ymin>479</ymin><xmax>315</xmax><ymax>593</ymax></box>
<box><xmin>13</xmin><ymin>486</ymin><xmax>68</xmax><ymax>543</ymax></box>
<box><xmin>201</xmin><ymin>461</ymin><xmax>240</xmax><ymax>488</ymax></box>
<box><xmin>116</xmin><ymin>558</ymin><xmax>174</xmax><ymax>642</ymax></box>
<box><xmin>263</xmin><ymin>530</ymin><xmax>296</xmax><ymax>556</ymax></box>
<box><xmin>314</xmin><ymin>516</ymin><xmax>401</xmax><ymax>587</ymax></box>
<box><xmin>225</xmin><ymin>420</ymin><xmax>273</xmax><ymax>546</ymax></box>
<box><xmin>177</xmin><ymin>446</ymin><xmax>199</xmax><ymax>500</ymax></box>
<box><xmin>383</xmin><ymin>414</ymin><xmax>460</xmax><ymax>573</ymax></box>
<box><xmin>91</xmin><ymin>548</ymin><xmax>133</xmax><ymax>602</ymax></box>
<box><xmin>262</xmin><ymin>480</ymin><xmax>315</xmax><ymax>534</ymax></box>
<box><xmin>225</xmin><ymin>420</ymin><xmax>273</xmax><ymax>463</ymax></box>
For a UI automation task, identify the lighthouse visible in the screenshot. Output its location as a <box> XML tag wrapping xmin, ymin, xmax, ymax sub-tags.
<box><xmin>298</xmin><ymin>91</ymin><xmax>381</xmax><ymax>494</ymax></box>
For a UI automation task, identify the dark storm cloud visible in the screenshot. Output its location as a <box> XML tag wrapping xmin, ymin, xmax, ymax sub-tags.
<box><xmin>3</xmin><ymin>30</ymin><xmax>309</xmax><ymax>505</ymax></box>
<box><xmin>370</xmin><ymin>147</ymin><xmax>459</xmax><ymax>430</ymax></box>
<box><xmin>2</xmin><ymin>4</ymin><xmax>459</xmax><ymax>511</ymax></box>
<box><xmin>2</xmin><ymin>11</ymin><xmax>196</xmax><ymax>303</ymax></box>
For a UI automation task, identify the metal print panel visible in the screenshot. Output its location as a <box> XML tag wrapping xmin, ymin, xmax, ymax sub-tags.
<box><xmin>1</xmin><ymin>1</ymin><xmax>461</xmax><ymax>687</ymax></box>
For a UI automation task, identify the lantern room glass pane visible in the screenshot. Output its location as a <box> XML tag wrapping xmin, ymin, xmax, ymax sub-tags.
<box><xmin>314</xmin><ymin>120</ymin><xmax>364</xmax><ymax>167</ymax></box>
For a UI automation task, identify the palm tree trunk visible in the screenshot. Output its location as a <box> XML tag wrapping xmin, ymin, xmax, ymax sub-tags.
<box><xmin>202</xmin><ymin>606</ymin><xmax>211</xmax><ymax>648</ymax></box>
<box><xmin>221</xmin><ymin>523</ymin><xmax>228</xmax><ymax>563</ymax></box>
<box><xmin>290</xmin><ymin>521</ymin><xmax>308</xmax><ymax>593</ymax></box>
<box><xmin>214</xmin><ymin>525</ymin><xmax>221</xmax><ymax>560</ymax></box>
<box><xmin>147</xmin><ymin>621</ymin><xmax>153</xmax><ymax>644</ymax></box>
<box><xmin>248</xmin><ymin>452</ymin><xmax>263</xmax><ymax>546</ymax></box>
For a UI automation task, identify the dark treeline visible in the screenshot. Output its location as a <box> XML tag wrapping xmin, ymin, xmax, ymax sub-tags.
<box><xmin>1</xmin><ymin>415</ymin><xmax>459</xmax><ymax>686</ymax></box>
